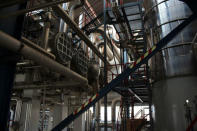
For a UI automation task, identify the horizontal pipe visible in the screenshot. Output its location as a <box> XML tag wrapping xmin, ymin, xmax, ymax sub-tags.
<box><xmin>14</xmin><ymin>82</ymin><xmax>90</xmax><ymax>90</ymax></box>
<box><xmin>21</xmin><ymin>37</ymin><xmax>56</xmax><ymax>59</ymax></box>
<box><xmin>50</xmin><ymin>5</ymin><xmax>109</xmax><ymax>65</ymax></box>
<box><xmin>0</xmin><ymin>31</ymin><xmax>87</xmax><ymax>84</ymax></box>
<box><xmin>0</xmin><ymin>0</ymin><xmax>73</xmax><ymax>19</ymax></box>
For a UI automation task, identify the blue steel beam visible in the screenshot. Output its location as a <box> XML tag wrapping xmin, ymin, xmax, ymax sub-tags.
<box><xmin>52</xmin><ymin>13</ymin><xmax>196</xmax><ymax>131</ymax></box>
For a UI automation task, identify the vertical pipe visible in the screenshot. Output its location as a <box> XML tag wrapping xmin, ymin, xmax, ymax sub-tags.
<box><xmin>103</xmin><ymin>0</ymin><xmax>108</xmax><ymax>131</ymax></box>
<box><xmin>42</xmin><ymin>12</ymin><xmax>51</xmax><ymax>49</ymax></box>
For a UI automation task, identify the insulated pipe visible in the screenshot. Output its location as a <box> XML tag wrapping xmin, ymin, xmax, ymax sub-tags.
<box><xmin>69</xmin><ymin>0</ymin><xmax>84</xmax><ymax>20</ymax></box>
<box><xmin>49</xmin><ymin>4</ymin><xmax>109</xmax><ymax>65</ymax></box>
<box><xmin>98</xmin><ymin>42</ymin><xmax>113</xmax><ymax>61</ymax></box>
<box><xmin>42</xmin><ymin>12</ymin><xmax>51</xmax><ymax>49</ymax></box>
<box><xmin>60</xmin><ymin>0</ymin><xmax>84</xmax><ymax>32</ymax></box>
<box><xmin>111</xmin><ymin>97</ymin><xmax>121</xmax><ymax>130</ymax></box>
<box><xmin>0</xmin><ymin>31</ymin><xmax>87</xmax><ymax>84</ymax></box>
<box><xmin>59</xmin><ymin>3</ymin><xmax>69</xmax><ymax>32</ymax></box>
<box><xmin>90</xmin><ymin>29</ymin><xmax>121</xmax><ymax>62</ymax></box>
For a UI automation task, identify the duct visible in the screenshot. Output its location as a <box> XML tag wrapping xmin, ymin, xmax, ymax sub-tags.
<box><xmin>48</xmin><ymin>4</ymin><xmax>109</xmax><ymax>65</ymax></box>
<box><xmin>0</xmin><ymin>31</ymin><xmax>87</xmax><ymax>84</ymax></box>
<box><xmin>111</xmin><ymin>97</ymin><xmax>121</xmax><ymax>130</ymax></box>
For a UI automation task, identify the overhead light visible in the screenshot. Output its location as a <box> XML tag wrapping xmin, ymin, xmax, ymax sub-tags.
<box><xmin>186</xmin><ymin>99</ymin><xmax>189</xmax><ymax>103</ymax></box>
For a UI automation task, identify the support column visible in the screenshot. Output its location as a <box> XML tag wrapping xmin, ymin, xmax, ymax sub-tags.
<box><xmin>14</xmin><ymin>99</ymin><xmax>22</xmax><ymax>122</ymax></box>
<box><xmin>47</xmin><ymin>111</ymin><xmax>53</xmax><ymax>131</ymax></box>
<box><xmin>95</xmin><ymin>101</ymin><xmax>101</xmax><ymax>131</ymax></box>
<box><xmin>73</xmin><ymin>113</ymin><xmax>85</xmax><ymax>131</ymax></box>
<box><xmin>19</xmin><ymin>90</ymin><xmax>41</xmax><ymax>131</ymax></box>
<box><xmin>0</xmin><ymin>3</ymin><xmax>26</xmax><ymax>130</ymax></box>
<box><xmin>52</xmin><ymin>97</ymin><xmax>68</xmax><ymax>131</ymax></box>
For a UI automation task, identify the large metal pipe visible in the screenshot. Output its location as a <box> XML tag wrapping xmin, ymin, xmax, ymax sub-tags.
<box><xmin>49</xmin><ymin>4</ymin><xmax>109</xmax><ymax>65</ymax></box>
<box><xmin>60</xmin><ymin>0</ymin><xmax>84</xmax><ymax>32</ymax></box>
<box><xmin>0</xmin><ymin>31</ymin><xmax>87</xmax><ymax>84</ymax></box>
<box><xmin>21</xmin><ymin>37</ymin><xmax>55</xmax><ymax>59</ymax></box>
<box><xmin>14</xmin><ymin>81</ymin><xmax>91</xmax><ymax>90</ymax></box>
<box><xmin>69</xmin><ymin>0</ymin><xmax>84</xmax><ymax>20</ymax></box>
<box><xmin>42</xmin><ymin>12</ymin><xmax>51</xmax><ymax>50</ymax></box>
<box><xmin>98</xmin><ymin>42</ymin><xmax>113</xmax><ymax>61</ymax></box>
<box><xmin>91</xmin><ymin>29</ymin><xmax>121</xmax><ymax>62</ymax></box>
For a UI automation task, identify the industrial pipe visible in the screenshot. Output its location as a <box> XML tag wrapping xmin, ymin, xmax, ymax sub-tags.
<box><xmin>42</xmin><ymin>12</ymin><xmax>51</xmax><ymax>50</ymax></box>
<box><xmin>98</xmin><ymin>42</ymin><xmax>113</xmax><ymax>61</ymax></box>
<box><xmin>0</xmin><ymin>31</ymin><xmax>87</xmax><ymax>84</ymax></box>
<box><xmin>14</xmin><ymin>81</ymin><xmax>91</xmax><ymax>90</ymax></box>
<box><xmin>49</xmin><ymin>4</ymin><xmax>109</xmax><ymax>65</ymax></box>
<box><xmin>69</xmin><ymin>0</ymin><xmax>85</xmax><ymax>20</ymax></box>
<box><xmin>21</xmin><ymin>37</ymin><xmax>55</xmax><ymax>59</ymax></box>
<box><xmin>91</xmin><ymin>29</ymin><xmax>121</xmax><ymax>62</ymax></box>
<box><xmin>60</xmin><ymin>0</ymin><xmax>84</xmax><ymax>32</ymax></box>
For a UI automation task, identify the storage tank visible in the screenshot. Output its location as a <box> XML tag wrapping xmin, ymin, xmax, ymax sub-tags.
<box><xmin>144</xmin><ymin>0</ymin><xmax>197</xmax><ymax>130</ymax></box>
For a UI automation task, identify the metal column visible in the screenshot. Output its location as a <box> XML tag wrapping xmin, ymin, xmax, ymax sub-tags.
<box><xmin>0</xmin><ymin>3</ymin><xmax>26</xmax><ymax>131</ymax></box>
<box><xmin>103</xmin><ymin>0</ymin><xmax>108</xmax><ymax>131</ymax></box>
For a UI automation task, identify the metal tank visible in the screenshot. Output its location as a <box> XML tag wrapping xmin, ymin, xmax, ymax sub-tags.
<box><xmin>144</xmin><ymin>0</ymin><xmax>197</xmax><ymax>130</ymax></box>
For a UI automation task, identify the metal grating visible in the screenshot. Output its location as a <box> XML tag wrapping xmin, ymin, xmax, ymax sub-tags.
<box><xmin>54</xmin><ymin>32</ymin><xmax>73</xmax><ymax>63</ymax></box>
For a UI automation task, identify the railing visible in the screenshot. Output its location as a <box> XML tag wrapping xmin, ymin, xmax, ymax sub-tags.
<box><xmin>108</xmin><ymin>62</ymin><xmax>147</xmax><ymax>81</ymax></box>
